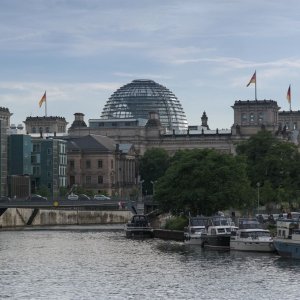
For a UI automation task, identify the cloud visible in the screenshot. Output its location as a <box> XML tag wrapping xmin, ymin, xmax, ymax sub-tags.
<box><xmin>113</xmin><ymin>72</ymin><xmax>171</xmax><ymax>80</ymax></box>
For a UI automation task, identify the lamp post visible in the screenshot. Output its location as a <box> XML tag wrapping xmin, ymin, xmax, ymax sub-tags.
<box><xmin>150</xmin><ymin>180</ymin><xmax>157</xmax><ymax>196</ymax></box>
<box><xmin>257</xmin><ymin>182</ymin><xmax>260</xmax><ymax>214</ymax></box>
<box><xmin>139</xmin><ymin>180</ymin><xmax>144</xmax><ymax>201</ymax></box>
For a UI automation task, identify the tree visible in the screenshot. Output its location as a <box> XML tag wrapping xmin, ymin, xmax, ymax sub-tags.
<box><xmin>155</xmin><ymin>149</ymin><xmax>252</xmax><ymax>215</ymax></box>
<box><xmin>139</xmin><ymin>148</ymin><xmax>170</xmax><ymax>195</ymax></box>
<box><xmin>236</xmin><ymin>130</ymin><xmax>300</xmax><ymax>207</ymax></box>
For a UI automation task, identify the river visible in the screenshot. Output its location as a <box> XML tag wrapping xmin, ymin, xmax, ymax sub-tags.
<box><xmin>0</xmin><ymin>225</ymin><xmax>299</xmax><ymax>299</ymax></box>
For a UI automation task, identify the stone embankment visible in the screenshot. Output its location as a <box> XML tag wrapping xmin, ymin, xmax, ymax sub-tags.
<box><xmin>0</xmin><ymin>208</ymin><xmax>132</xmax><ymax>228</ymax></box>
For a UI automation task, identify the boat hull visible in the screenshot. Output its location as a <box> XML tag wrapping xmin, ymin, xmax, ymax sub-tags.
<box><xmin>202</xmin><ymin>234</ymin><xmax>231</xmax><ymax>250</ymax></box>
<box><xmin>273</xmin><ymin>239</ymin><xmax>300</xmax><ymax>259</ymax></box>
<box><xmin>125</xmin><ymin>227</ymin><xmax>154</xmax><ymax>238</ymax></box>
<box><xmin>230</xmin><ymin>239</ymin><xmax>275</xmax><ymax>252</ymax></box>
<box><xmin>184</xmin><ymin>234</ymin><xmax>205</xmax><ymax>245</ymax></box>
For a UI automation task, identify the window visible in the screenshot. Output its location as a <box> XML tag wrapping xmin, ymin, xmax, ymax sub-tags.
<box><xmin>249</xmin><ymin>113</ymin><xmax>255</xmax><ymax>123</ymax></box>
<box><xmin>86</xmin><ymin>160</ymin><xmax>91</xmax><ymax>169</ymax></box>
<box><xmin>241</xmin><ymin>113</ymin><xmax>247</xmax><ymax>123</ymax></box>
<box><xmin>258</xmin><ymin>112</ymin><xmax>264</xmax><ymax>123</ymax></box>
<box><xmin>32</xmin><ymin>127</ymin><xmax>36</xmax><ymax>133</ymax></box>
<box><xmin>98</xmin><ymin>175</ymin><xmax>103</xmax><ymax>184</ymax></box>
<box><xmin>32</xmin><ymin>166</ymin><xmax>40</xmax><ymax>176</ymax></box>
<box><xmin>70</xmin><ymin>160</ymin><xmax>75</xmax><ymax>170</ymax></box>
<box><xmin>111</xmin><ymin>160</ymin><xmax>114</xmax><ymax>169</ymax></box>
<box><xmin>47</xmin><ymin>148</ymin><xmax>52</xmax><ymax>155</ymax></box>
<box><xmin>46</xmin><ymin>127</ymin><xmax>50</xmax><ymax>133</ymax></box>
<box><xmin>33</xmin><ymin>144</ymin><xmax>40</xmax><ymax>153</ymax></box>
<box><xmin>86</xmin><ymin>176</ymin><xmax>91</xmax><ymax>185</ymax></box>
<box><xmin>39</xmin><ymin>127</ymin><xmax>43</xmax><ymax>133</ymax></box>
<box><xmin>98</xmin><ymin>160</ymin><xmax>103</xmax><ymax>168</ymax></box>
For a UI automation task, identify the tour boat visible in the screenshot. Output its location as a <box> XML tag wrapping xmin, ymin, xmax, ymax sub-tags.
<box><xmin>273</xmin><ymin>218</ymin><xmax>300</xmax><ymax>259</ymax></box>
<box><xmin>230</xmin><ymin>218</ymin><xmax>275</xmax><ymax>252</ymax></box>
<box><xmin>184</xmin><ymin>216</ymin><xmax>209</xmax><ymax>245</ymax></box>
<box><xmin>124</xmin><ymin>214</ymin><xmax>154</xmax><ymax>238</ymax></box>
<box><xmin>201</xmin><ymin>216</ymin><xmax>235</xmax><ymax>250</ymax></box>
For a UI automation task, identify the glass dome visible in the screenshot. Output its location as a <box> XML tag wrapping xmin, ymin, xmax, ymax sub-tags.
<box><xmin>101</xmin><ymin>79</ymin><xmax>188</xmax><ymax>131</ymax></box>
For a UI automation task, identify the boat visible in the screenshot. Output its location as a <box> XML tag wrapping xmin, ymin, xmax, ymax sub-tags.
<box><xmin>124</xmin><ymin>214</ymin><xmax>154</xmax><ymax>238</ymax></box>
<box><xmin>273</xmin><ymin>218</ymin><xmax>300</xmax><ymax>259</ymax></box>
<box><xmin>201</xmin><ymin>215</ymin><xmax>235</xmax><ymax>250</ymax></box>
<box><xmin>230</xmin><ymin>218</ymin><xmax>275</xmax><ymax>252</ymax></box>
<box><xmin>184</xmin><ymin>216</ymin><xmax>209</xmax><ymax>245</ymax></box>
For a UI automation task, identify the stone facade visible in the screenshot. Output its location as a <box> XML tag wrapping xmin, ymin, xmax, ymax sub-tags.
<box><xmin>24</xmin><ymin>116</ymin><xmax>68</xmax><ymax>134</ymax></box>
<box><xmin>68</xmin><ymin>99</ymin><xmax>299</xmax><ymax>156</ymax></box>
<box><xmin>65</xmin><ymin>135</ymin><xmax>137</xmax><ymax>198</ymax></box>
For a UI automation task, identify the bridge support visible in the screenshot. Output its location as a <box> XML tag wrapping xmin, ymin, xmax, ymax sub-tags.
<box><xmin>26</xmin><ymin>209</ymin><xmax>39</xmax><ymax>225</ymax></box>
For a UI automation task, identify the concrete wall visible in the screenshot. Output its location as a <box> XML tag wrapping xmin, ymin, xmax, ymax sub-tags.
<box><xmin>0</xmin><ymin>208</ymin><xmax>132</xmax><ymax>228</ymax></box>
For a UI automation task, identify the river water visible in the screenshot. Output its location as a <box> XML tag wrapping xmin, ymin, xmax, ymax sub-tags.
<box><xmin>0</xmin><ymin>225</ymin><xmax>299</xmax><ymax>300</ymax></box>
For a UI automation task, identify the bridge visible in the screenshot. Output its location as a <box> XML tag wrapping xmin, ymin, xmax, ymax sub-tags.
<box><xmin>0</xmin><ymin>198</ymin><xmax>127</xmax><ymax>209</ymax></box>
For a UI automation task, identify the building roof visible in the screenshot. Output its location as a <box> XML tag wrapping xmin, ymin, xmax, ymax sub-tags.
<box><xmin>101</xmin><ymin>79</ymin><xmax>188</xmax><ymax>131</ymax></box>
<box><xmin>66</xmin><ymin>134</ymin><xmax>116</xmax><ymax>153</ymax></box>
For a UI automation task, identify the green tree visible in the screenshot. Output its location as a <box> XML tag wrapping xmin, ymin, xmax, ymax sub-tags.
<box><xmin>155</xmin><ymin>149</ymin><xmax>252</xmax><ymax>215</ymax></box>
<box><xmin>139</xmin><ymin>148</ymin><xmax>170</xmax><ymax>195</ymax></box>
<box><xmin>236</xmin><ymin>130</ymin><xmax>300</xmax><ymax>207</ymax></box>
<box><xmin>36</xmin><ymin>185</ymin><xmax>50</xmax><ymax>198</ymax></box>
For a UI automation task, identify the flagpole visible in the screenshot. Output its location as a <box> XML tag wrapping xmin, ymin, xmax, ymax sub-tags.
<box><xmin>290</xmin><ymin>85</ymin><xmax>292</xmax><ymax>112</ymax></box>
<box><xmin>45</xmin><ymin>91</ymin><xmax>47</xmax><ymax>117</ymax></box>
<box><xmin>255</xmin><ymin>80</ymin><xmax>257</xmax><ymax>101</ymax></box>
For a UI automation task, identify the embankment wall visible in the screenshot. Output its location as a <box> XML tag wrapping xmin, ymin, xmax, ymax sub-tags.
<box><xmin>0</xmin><ymin>208</ymin><xmax>132</xmax><ymax>228</ymax></box>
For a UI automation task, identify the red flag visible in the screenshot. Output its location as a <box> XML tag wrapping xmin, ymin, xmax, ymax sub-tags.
<box><xmin>246</xmin><ymin>71</ymin><xmax>256</xmax><ymax>87</ymax></box>
<box><xmin>287</xmin><ymin>85</ymin><xmax>291</xmax><ymax>104</ymax></box>
<box><xmin>39</xmin><ymin>91</ymin><xmax>46</xmax><ymax>108</ymax></box>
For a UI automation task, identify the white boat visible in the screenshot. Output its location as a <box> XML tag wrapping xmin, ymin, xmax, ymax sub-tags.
<box><xmin>273</xmin><ymin>218</ymin><xmax>300</xmax><ymax>259</ymax></box>
<box><xmin>230</xmin><ymin>218</ymin><xmax>275</xmax><ymax>252</ymax></box>
<box><xmin>184</xmin><ymin>216</ymin><xmax>209</xmax><ymax>245</ymax></box>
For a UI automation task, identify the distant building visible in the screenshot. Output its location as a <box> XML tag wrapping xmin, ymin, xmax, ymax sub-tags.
<box><xmin>24</xmin><ymin>116</ymin><xmax>68</xmax><ymax>135</ymax></box>
<box><xmin>65</xmin><ymin>134</ymin><xmax>137</xmax><ymax>197</ymax></box>
<box><xmin>0</xmin><ymin>107</ymin><xmax>12</xmax><ymax>196</ymax></box>
<box><xmin>31</xmin><ymin>138</ymin><xmax>67</xmax><ymax>196</ymax></box>
<box><xmin>8</xmin><ymin>134</ymin><xmax>32</xmax><ymax>176</ymax></box>
<box><xmin>101</xmin><ymin>79</ymin><xmax>188</xmax><ymax>131</ymax></box>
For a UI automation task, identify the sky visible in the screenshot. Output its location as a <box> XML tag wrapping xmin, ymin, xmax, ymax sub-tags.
<box><xmin>1</xmin><ymin>0</ymin><xmax>300</xmax><ymax>130</ymax></box>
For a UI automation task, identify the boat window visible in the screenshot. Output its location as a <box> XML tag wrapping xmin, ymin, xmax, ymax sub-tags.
<box><xmin>217</xmin><ymin>228</ymin><xmax>226</xmax><ymax>233</ymax></box>
<box><xmin>240</xmin><ymin>232</ymin><xmax>250</xmax><ymax>238</ymax></box>
<box><xmin>211</xmin><ymin>229</ymin><xmax>217</xmax><ymax>235</ymax></box>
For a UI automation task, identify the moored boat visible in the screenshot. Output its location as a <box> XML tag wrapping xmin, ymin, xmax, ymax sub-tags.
<box><xmin>201</xmin><ymin>216</ymin><xmax>235</xmax><ymax>250</ymax></box>
<box><xmin>125</xmin><ymin>214</ymin><xmax>154</xmax><ymax>238</ymax></box>
<box><xmin>230</xmin><ymin>218</ymin><xmax>275</xmax><ymax>252</ymax></box>
<box><xmin>273</xmin><ymin>218</ymin><xmax>300</xmax><ymax>259</ymax></box>
<box><xmin>184</xmin><ymin>216</ymin><xmax>209</xmax><ymax>245</ymax></box>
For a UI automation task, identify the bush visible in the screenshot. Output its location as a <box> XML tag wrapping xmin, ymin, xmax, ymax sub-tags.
<box><xmin>165</xmin><ymin>216</ymin><xmax>188</xmax><ymax>231</ymax></box>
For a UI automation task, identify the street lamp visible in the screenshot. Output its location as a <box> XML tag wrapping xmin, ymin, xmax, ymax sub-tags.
<box><xmin>150</xmin><ymin>180</ymin><xmax>157</xmax><ymax>196</ymax></box>
<box><xmin>139</xmin><ymin>180</ymin><xmax>144</xmax><ymax>200</ymax></box>
<box><xmin>257</xmin><ymin>182</ymin><xmax>260</xmax><ymax>214</ymax></box>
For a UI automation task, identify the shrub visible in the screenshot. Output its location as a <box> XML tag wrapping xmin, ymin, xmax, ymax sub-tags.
<box><xmin>165</xmin><ymin>216</ymin><xmax>188</xmax><ymax>231</ymax></box>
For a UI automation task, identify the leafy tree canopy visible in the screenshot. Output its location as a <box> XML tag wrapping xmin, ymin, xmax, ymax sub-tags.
<box><xmin>139</xmin><ymin>148</ymin><xmax>170</xmax><ymax>195</ymax></box>
<box><xmin>236</xmin><ymin>130</ymin><xmax>300</xmax><ymax>205</ymax></box>
<box><xmin>155</xmin><ymin>148</ymin><xmax>252</xmax><ymax>215</ymax></box>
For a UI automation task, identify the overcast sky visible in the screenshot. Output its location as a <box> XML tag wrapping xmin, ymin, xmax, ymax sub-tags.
<box><xmin>1</xmin><ymin>0</ymin><xmax>300</xmax><ymax>129</ymax></box>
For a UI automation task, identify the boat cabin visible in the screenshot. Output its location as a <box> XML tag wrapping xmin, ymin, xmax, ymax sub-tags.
<box><xmin>276</xmin><ymin>219</ymin><xmax>300</xmax><ymax>240</ymax></box>
<box><xmin>129</xmin><ymin>214</ymin><xmax>150</xmax><ymax>228</ymax></box>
